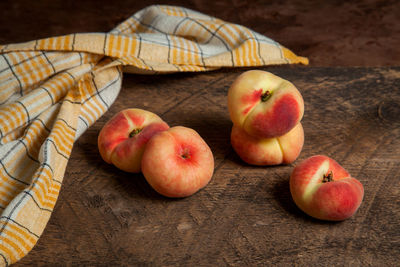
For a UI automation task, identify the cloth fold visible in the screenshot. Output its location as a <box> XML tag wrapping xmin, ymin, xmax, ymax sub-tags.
<box><xmin>0</xmin><ymin>5</ymin><xmax>307</xmax><ymax>265</ymax></box>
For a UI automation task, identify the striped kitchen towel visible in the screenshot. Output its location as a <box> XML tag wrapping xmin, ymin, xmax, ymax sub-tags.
<box><xmin>0</xmin><ymin>5</ymin><xmax>308</xmax><ymax>265</ymax></box>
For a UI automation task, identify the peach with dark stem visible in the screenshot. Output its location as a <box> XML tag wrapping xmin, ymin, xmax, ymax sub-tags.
<box><xmin>290</xmin><ymin>155</ymin><xmax>364</xmax><ymax>221</ymax></box>
<box><xmin>98</xmin><ymin>108</ymin><xmax>169</xmax><ymax>173</ymax></box>
<box><xmin>228</xmin><ymin>70</ymin><xmax>304</xmax><ymax>139</ymax></box>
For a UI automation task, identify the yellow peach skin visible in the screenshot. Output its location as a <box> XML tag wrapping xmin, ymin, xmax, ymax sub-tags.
<box><xmin>228</xmin><ymin>70</ymin><xmax>304</xmax><ymax>139</ymax></box>
<box><xmin>231</xmin><ymin>123</ymin><xmax>304</xmax><ymax>165</ymax></box>
<box><xmin>141</xmin><ymin>126</ymin><xmax>214</xmax><ymax>198</ymax></box>
<box><xmin>98</xmin><ymin>108</ymin><xmax>169</xmax><ymax>173</ymax></box>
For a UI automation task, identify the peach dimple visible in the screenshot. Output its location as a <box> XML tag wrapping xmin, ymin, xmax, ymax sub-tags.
<box><xmin>175</xmin><ymin>143</ymin><xmax>197</xmax><ymax>165</ymax></box>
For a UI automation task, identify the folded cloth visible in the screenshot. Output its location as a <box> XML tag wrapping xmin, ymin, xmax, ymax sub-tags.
<box><xmin>0</xmin><ymin>5</ymin><xmax>307</xmax><ymax>265</ymax></box>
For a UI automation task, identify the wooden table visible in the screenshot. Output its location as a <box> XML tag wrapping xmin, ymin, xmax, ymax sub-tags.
<box><xmin>15</xmin><ymin>66</ymin><xmax>400</xmax><ymax>266</ymax></box>
<box><xmin>1</xmin><ymin>1</ymin><xmax>399</xmax><ymax>266</ymax></box>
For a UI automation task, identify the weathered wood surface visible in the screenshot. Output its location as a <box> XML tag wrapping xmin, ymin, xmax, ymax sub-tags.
<box><xmin>15</xmin><ymin>66</ymin><xmax>400</xmax><ymax>266</ymax></box>
<box><xmin>2</xmin><ymin>0</ymin><xmax>400</xmax><ymax>265</ymax></box>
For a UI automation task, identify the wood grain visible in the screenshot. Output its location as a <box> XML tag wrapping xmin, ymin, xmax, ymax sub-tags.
<box><xmin>15</xmin><ymin>66</ymin><xmax>400</xmax><ymax>266</ymax></box>
<box><xmin>1</xmin><ymin>1</ymin><xmax>399</xmax><ymax>265</ymax></box>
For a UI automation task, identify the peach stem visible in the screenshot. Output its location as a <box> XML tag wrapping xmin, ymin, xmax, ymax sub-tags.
<box><xmin>129</xmin><ymin>128</ymin><xmax>142</xmax><ymax>138</ymax></box>
<box><xmin>322</xmin><ymin>171</ymin><xmax>333</xmax><ymax>183</ymax></box>
<box><xmin>181</xmin><ymin>148</ymin><xmax>191</xmax><ymax>159</ymax></box>
<box><xmin>261</xmin><ymin>90</ymin><xmax>272</xmax><ymax>102</ymax></box>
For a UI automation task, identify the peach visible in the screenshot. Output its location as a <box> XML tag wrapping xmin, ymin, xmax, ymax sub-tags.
<box><xmin>231</xmin><ymin>123</ymin><xmax>304</xmax><ymax>165</ymax></box>
<box><xmin>98</xmin><ymin>108</ymin><xmax>169</xmax><ymax>173</ymax></box>
<box><xmin>141</xmin><ymin>126</ymin><xmax>214</xmax><ymax>198</ymax></box>
<box><xmin>228</xmin><ymin>70</ymin><xmax>304</xmax><ymax>139</ymax></box>
<box><xmin>290</xmin><ymin>155</ymin><xmax>364</xmax><ymax>221</ymax></box>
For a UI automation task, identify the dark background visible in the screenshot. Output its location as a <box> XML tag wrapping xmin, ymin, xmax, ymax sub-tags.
<box><xmin>1</xmin><ymin>0</ymin><xmax>399</xmax><ymax>66</ymax></box>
